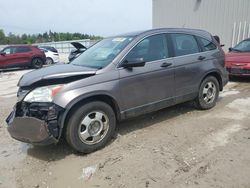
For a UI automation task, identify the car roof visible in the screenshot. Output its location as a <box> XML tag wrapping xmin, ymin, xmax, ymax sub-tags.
<box><xmin>242</xmin><ymin>38</ymin><xmax>250</xmax><ymax>42</ymax></box>
<box><xmin>4</xmin><ymin>45</ymin><xmax>33</xmax><ymax>48</ymax></box>
<box><xmin>39</xmin><ymin>46</ymin><xmax>56</xmax><ymax>49</ymax></box>
<box><xmin>112</xmin><ymin>28</ymin><xmax>212</xmax><ymax>40</ymax></box>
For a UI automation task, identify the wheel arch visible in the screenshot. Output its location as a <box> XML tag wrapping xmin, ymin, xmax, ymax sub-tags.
<box><xmin>200</xmin><ymin>71</ymin><xmax>223</xmax><ymax>91</ymax></box>
<box><xmin>59</xmin><ymin>94</ymin><xmax>121</xmax><ymax>138</ymax></box>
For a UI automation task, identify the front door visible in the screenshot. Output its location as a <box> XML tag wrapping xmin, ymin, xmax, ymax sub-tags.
<box><xmin>0</xmin><ymin>47</ymin><xmax>16</xmax><ymax>68</ymax></box>
<box><xmin>118</xmin><ymin>34</ymin><xmax>175</xmax><ymax>117</ymax></box>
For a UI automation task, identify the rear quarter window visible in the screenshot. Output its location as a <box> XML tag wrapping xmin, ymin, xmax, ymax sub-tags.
<box><xmin>198</xmin><ymin>37</ymin><xmax>217</xmax><ymax>51</ymax></box>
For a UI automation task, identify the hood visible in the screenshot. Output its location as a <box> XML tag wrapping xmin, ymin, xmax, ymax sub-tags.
<box><xmin>226</xmin><ymin>52</ymin><xmax>250</xmax><ymax>63</ymax></box>
<box><xmin>71</xmin><ymin>42</ymin><xmax>87</xmax><ymax>50</ymax></box>
<box><xmin>18</xmin><ymin>64</ymin><xmax>97</xmax><ymax>88</ymax></box>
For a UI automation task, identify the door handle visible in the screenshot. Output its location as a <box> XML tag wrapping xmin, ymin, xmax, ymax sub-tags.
<box><xmin>161</xmin><ymin>62</ymin><xmax>172</xmax><ymax>68</ymax></box>
<box><xmin>198</xmin><ymin>56</ymin><xmax>206</xmax><ymax>61</ymax></box>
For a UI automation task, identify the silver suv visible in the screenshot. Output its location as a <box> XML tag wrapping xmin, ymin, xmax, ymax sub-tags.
<box><xmin>6</xmin><ymin>28</ymin><xmax>228</xmax><ymax>153</ymax></box>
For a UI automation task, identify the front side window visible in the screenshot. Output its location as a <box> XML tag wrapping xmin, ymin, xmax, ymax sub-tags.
<box><xmin>198</xmin><ymin>37</ymin><xmax>217</xmax><ymax>51</ymax></box>
<box><xmin>232</xmin><ymin>40</ymin><xmax>250</xmax><ymax>52</ymax></box>
<box><xmin>126</xmin><ymin>34</ymin><xmax>168</xmax><ymax>62</ymax></box>
<box><xmin>171</xmin><ymin>34</ymin><xmax>199</xmax><ymax>57</ymax></box>
<box><xmin>71</xmin><ymin>37</ymin><xmax>133</xmax><ymax>69</ymax></box>
<box><xmin>3</xmin><ymin>47</ymin><xmax>14</xmax><ymax>54</ymax></box>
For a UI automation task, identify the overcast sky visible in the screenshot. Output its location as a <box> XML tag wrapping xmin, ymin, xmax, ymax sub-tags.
<box><xmin>0</xmin><ymin>0</ymin><xmax>152</xmax><ymax>36</ymax></box>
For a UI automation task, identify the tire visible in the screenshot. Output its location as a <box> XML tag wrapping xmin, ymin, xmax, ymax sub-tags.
<box><xmin>46</xmin><ymin>57</ymin><xmax>54</xmax><ymax>65</ymax></box>
<box><xmin>194</xmin><ymin>76</ymin><xmax>219</xmax><ymax>110</ymax></box>
<box><xmin>66</xmin><ymin>101</ymin><xmax>116</xmax><ymax>153</ymax></box>
<box><xmin>31</xmin><ymin>58</ymin><xmax>43</xmax><ymax>69</ymax></box>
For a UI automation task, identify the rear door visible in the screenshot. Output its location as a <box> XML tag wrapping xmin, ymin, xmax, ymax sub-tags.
<box><xmin>14</xmin><ymin>46</ymin><xmax>32</xmax><ymax>66</ymax></box>
<box><xmin>119</xmin><ymin>33</ymin><xmax>175</xmax><ymax>116</ymax></box>
<box><xmin>169</xmin><ymin>33</ymin><xmax>204</xmax><ymax>102</ymax></box>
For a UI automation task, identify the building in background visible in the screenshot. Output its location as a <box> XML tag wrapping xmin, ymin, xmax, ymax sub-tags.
<box><xmin>153</xmin><ymin>0</ymin><xmax>250</xmax><ymax>49</ymax></box>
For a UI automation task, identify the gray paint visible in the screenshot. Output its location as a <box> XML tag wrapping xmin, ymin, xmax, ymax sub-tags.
<box><xmin>18</xmin><ymin>64</ymin><xmax>97</xmax><ymax>87</ymax></box>
<box><xmin>8</xmin><ymin>28</ymin><xmax>228</xmax><ymax>145</ymax></box>
<box><xmin>153</xmin><ymin>0</ymin><xmax>250</xmax><ymax>48</ymax></box>
<box><xmin>53</xmin><ymin>28</ymin><xmax>227</xmax><ymax>115</ymax></box>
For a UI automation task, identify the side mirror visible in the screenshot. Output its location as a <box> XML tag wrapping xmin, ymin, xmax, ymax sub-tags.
<box><xmin>122</xmin><ymin>58</ymin><xmax>145</xmax><ymax>68</ymax></box>
<box><xmin>228</xmin><ymin>47</ymin><xmax>232</xmax><ymax>52</ymax></box>
<box><xmin>0</xmin><ymin>51</ymin><xmax>6</xmax><ymax>56</ymax></box>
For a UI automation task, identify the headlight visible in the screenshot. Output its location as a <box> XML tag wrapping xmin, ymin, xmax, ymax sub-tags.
<box><xmin>23</xmin><ymin>85</ymin><xmax>64</xmax><ymax>103</ymax></box>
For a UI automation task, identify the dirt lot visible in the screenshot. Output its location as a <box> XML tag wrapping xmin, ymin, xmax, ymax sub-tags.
<box><xmin>0</xmin><ymin>69</ymin><xmax>250</xmax><ymax>188</ymax></box>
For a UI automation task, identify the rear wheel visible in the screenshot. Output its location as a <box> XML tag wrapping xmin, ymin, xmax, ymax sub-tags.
<box><xmin>195</xmin><ymin>76</ymin><xmax>219</xmax><ymax>110</ymax></box>
<box><xmin>66</xmin><ymin>101</ymin><xmax>116</xmax><ymax>153</ymax></box>
<box><xmin>31</xmin><ymin>58</ymin><xmax>43</xmax><ymax>69</ymax></box>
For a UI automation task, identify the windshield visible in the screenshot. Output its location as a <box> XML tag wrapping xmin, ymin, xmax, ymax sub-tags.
<box><xmin>71</xmin><ymin>37</ymin><xmax>134</xmax><ymax>68</ymax></box>
<box><xmin>232</xmin><ymin>40</ymin><xmax>250</xmax><ymax>52</ymax></box>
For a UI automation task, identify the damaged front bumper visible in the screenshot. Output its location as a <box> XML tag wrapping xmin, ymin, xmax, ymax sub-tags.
<box><xmin>6</xmin><ymin>102</ymin><xmax>64</xmax><ymax>145</ymax></box>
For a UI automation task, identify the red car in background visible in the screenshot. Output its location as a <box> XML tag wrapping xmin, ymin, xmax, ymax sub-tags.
<box><xmin>226</xmin><ymin>39</ymin><xmax>250</xmax><ymax>77</ymax></box>
<box><xmin>0</xmin><ymin>45</ymin><xmax>46</xmax><ymax>69</ymax></box>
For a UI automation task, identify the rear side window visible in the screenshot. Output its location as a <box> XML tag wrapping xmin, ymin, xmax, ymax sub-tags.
<box><xmin>170</xmin><ymin>34</ymin><xmax>199</xmax><ymax>57</ymax></box>
<box><xmin>126</xmin><ymin>34</ymin><xmax>169</xmax><ymax>62</ymax></box>
<box><xmin>16</xmin><ymin>47</ymin><xmax>31</xmax><ymax>53</ymax></box>
<box><xmin>198</xmin><ymin>37</ymin><xmax>217</xmax><ymax>51</ymax></box>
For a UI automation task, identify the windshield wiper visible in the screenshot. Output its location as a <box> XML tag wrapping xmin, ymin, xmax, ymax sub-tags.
<box><xmin>72</xmin><ymin>63</ymin><xmax>103</xmax><ymax>70</ymax></box>
<box><xmin>97</xmin><ymin>66</ymin><xmax>103</xmax><ymax>70</ymax></box>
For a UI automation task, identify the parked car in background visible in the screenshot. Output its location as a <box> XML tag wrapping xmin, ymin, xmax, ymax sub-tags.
<box><xmin>68</xmin><ymin>42</ymin><xmax>87</xmax><ymax>62</ymax></box>
<box><xmin>0</xmin><ymin>45</ymin><xmax>46</xmax><ymax>69</ymax></box>
<box><xmin>39</xmin><ymin>47</ymin><xmax>59</xmax><ymax>65</ymax></box>
<box><xmin>226</xmin><ymin>38</ymin><xmax>250</xmax><ymax>77</ymax></box>
<box><xmin>39</xmin><ymin>46</ymin><xmax>58</xmax><ymax>53</ymax></box>
<box><xmin>6</xmin><ymin>28</ymin><xmax>228</xmax><ymax>153</ymax></box>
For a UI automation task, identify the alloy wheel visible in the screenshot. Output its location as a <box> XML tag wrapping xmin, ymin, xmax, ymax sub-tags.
<box><xmin>202</xmin><ymin>81</ymin><xmax>217</xmax><ymax>104</ymax></box>
<box><xmin>78</xmin><ymin>111</ymin><xmax>110</xmax><ymax>145</ymax></box>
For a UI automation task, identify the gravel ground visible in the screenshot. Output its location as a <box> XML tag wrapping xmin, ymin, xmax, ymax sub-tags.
<box><xmin>0</xmin><ymin>69</ymin><xmax>250</xmax><ymax>188</ymax></box>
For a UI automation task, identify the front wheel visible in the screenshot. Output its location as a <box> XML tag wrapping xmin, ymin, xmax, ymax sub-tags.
<box><xmin>66</xmin><ymin>101</ymin><xmax>116</xmax><ymax>153</ymax></box>
<box><xmin>194</xmin><ymin>76</ymin><xmax>219</xmax><ymax>110</ymax></box>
